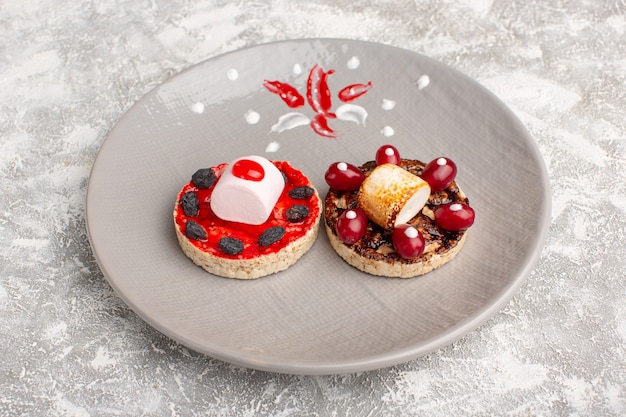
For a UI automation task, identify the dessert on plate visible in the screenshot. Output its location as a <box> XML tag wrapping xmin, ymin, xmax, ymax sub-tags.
<box><xmin>323</xmin><ymin>145</ymin><xmax>475</xmax><ymax>278</ymax></box>
<box><xmin>174</xmin><ymin>155</ymin><xmax>321</xmax><ymax>279</ymax></box>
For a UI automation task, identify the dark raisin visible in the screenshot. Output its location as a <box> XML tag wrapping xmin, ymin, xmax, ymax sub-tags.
<box><xmin>258</xmin><ymin>226</ymin><xmax>285</xmax><ymax>246</ymax></box>
<box><xmin>286</xmin><ymin>204</ymin><xmax>309</xmax><ymax>222</ymax></box>
<box><xmin>289</xmin><ymin>185</ymin><xmax>314</xmax><ymax>199</ymax></box>
<box><xmin>181</xmin><ymin>191</ymin><xmax>199</xmax><ymax>217</ymax></box>
<box><xmin>185</xmin><ymin>220</ymin><xmax>207</xmax><ymax>241</ymax></box>
<box><xmin>191</xmin><ymin>168</ymin><xmax>216</xmax><ymax>189</ymax></box>
<box><xmin>218</xmin><ymin>237</ymin><xmax>244</xmax><ymax>255</ymax></box>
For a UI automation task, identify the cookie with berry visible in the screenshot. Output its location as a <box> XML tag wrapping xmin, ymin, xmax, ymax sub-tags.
<box><xmin>323</xmin><ymin>145</ymin><xmax>474</xmax><ymax>278</ymax></box>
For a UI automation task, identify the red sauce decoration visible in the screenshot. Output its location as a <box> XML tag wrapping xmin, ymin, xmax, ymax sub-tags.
<box><xmin>175</xmin><ymin>161</ymin><xmax>320</xmax><ymax>260</ymax></box>
<box><xmin>263</xmin><ymin>64</ymin><xmax>373</xmax><ymax>138</ymax></box>
<box><xmin>232</xmin><ymin>158</ymin><xmax>265</xmax><ymax>181</ymax></box>
<box><xmin>263</xmin><ymin>80</ymin><xmax>305</xmax><ymax>108</ymax></box>
<box><xmin>310</xmin><ymin>114</ymin><xmax>336</xmax><ymax>139</ymax></box>
<box><xmin>338</xmin><ymin>82</ymin><xmax>373</xmax><ymax>102</ymax></box>
<box><xmin>307</xmin><ymin>65</ymin><xmax>335</xmax><ymax>117</ymax></box>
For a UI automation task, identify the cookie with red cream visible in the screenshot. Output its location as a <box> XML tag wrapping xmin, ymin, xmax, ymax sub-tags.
<box><xmin>174</xmin><ymin>156</ymin><xmax>321</xmax><ymax>279</ymax></box>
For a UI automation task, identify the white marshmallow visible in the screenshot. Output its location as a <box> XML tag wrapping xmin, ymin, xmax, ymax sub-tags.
<box><xmin>357</xmin><ymin>163</ymin><xmax>431</xmax><ymax>230</ymax></box>
<box><xmin>210</xmin><ymin>155</ymin><xmax>285</xmax><ymax>225</ymax></box>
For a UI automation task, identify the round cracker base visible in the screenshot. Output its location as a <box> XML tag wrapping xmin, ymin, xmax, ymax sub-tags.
<box><xmin>324</xmin><ymin>223</ymin><xmax>467</xmax><ymax>279</ymax></box>
<box><xmin>175</xmin><ymin>214</ymin><xmax>320</xmax><ymax>279</ymax></box>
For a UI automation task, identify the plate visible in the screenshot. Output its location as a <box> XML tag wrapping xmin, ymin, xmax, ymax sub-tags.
<box><xmin>86</xmin><ymin>39</ymin><xmax>550</xmax><ymax>374</ymax></box>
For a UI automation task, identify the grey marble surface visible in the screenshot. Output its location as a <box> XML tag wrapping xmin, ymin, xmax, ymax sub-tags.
<box><xmin>1</xmin><ymin>0</ymin><xmax>625</xmax><ymax>416</ymax></box>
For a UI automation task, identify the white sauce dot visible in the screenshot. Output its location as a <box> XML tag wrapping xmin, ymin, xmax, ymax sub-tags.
<box><xmin>347</xmin><ymin>56</ymin><xmax>360</xmax><ymax>69</ymax></box>
<box><xmin>346</xmin><ymin>210</ymin><xmax>357</xmax><ymax>219</ymax></box>
<box><xmin>384</xmin><ymin>147</ymin><xmax>395</xmax><ymax>156</ymax></box>
<box><xmin>450</xmin><ymin>203</ymin><xmax>463</xmax><ymax>211</ymax></box>
<box><xmin>381</xmin><ymin>99</ymin><xmax>396</xmax><ymax>110</ymax></box>
<box><xmin>265</xmin><ymin>141</ymin><xmax>280</xmax><ymax>153</ymax></box>
<box><xmin>226</xmin><ymin>68</ymin><xmax>239</xmax><ymax>80</ymax></box>
<box><xmin>190</xmin><ymin>102</ymin><xmax>205</xmax><ymax>114</ymax></box>
<box><xmin>436</xmin><ymin>157</ymin><xmax>447</xmax><ymax>166</ymax></box>
<box><xmin>404</xmin><ymin>226</ymin><xmax>419</xmax><ymax>239</ymax></box>
<box><xmin>244</xmin><ymin>110</ymin><xmax>260</xmax><ymax>124</ymax></box>
<box><xmin>381</xmin><ymin>126</ymin><xmax>395</xmax><ymax>137</ymax></box>
<box><xmin>292</xmin><ymin>63</ymin><xmax>303</xmax><ymax>75</ymax></box>
<box><xmin>337</xmin><ymin>162</ymin><xmax>348</xmax><ymax>171</ymax></box>
<box><xmin>416</xmin><ymin>75</ymin><xmax>430</xmax><ymax>90</ymax></box>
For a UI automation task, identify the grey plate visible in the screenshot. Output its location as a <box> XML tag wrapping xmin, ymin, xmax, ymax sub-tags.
<box><xmin>86</xmin><ymin>39</ymin><xmax>550</xmax><ymax>375</ymax></box>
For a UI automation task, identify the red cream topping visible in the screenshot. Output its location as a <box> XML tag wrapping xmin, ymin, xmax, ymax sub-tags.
<box><xmin>175</xmin><ymin>161</ymin><xmax>319</xmax><ymax>260</ymax></box>
<box><xmin>232</xmin><ymin>158</ymin><xmax>265</xmax><ymax>181</ymax></box>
